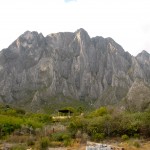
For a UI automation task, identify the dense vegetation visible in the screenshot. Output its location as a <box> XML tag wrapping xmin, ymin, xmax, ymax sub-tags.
<box><xmin>69</xmin><ymin>107</ymin><xmax>150</xmax><ymax>141</ymax></box>
<box><xmin>0</xmin><ymin>103</ymin><xmax>150</xmax><ymax>149</ymax></box>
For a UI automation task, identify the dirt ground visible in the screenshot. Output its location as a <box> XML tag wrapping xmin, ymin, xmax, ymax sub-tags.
<box><xmin>118</xmin><ymin>141</ymin><xmax>150</xmax><ymax>150</ymax></box>
<box><xmin>67</xmin><ymin>139</ymin><xmax>150</xmax><ymax>150</ymax></box>
<box><xmin>1</xmin><ymin>139</ymin><xmax>150</xmax><ymax>150</ymax></box>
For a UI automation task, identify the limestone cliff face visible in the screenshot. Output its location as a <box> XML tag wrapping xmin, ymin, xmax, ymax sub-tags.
<box><xmin>0</xmin><ymin>29</ymin><xmax>150</xmax><ymax>110</ymax></box>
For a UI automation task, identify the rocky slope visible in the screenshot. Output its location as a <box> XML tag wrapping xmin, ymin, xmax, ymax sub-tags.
<box><xmin>0</xmin><ymin>28</ymin><xmax>150</xmax><ymax>111</ymax></box>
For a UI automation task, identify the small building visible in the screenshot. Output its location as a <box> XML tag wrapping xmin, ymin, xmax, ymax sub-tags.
<box><xmin>58</xmin><ymin>108</ymin><xmax>74</xmax><ymax>117</ymax></box>
<box><xmin>52</xmin><ymin>108</ymin><xmax>75</xmax><ymax>121</ymax></box>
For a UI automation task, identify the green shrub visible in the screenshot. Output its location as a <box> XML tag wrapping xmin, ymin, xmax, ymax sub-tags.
<box><xmin>68</xmin><ymin>118</ymin><xmax>87</xmax><ymax>136</ymax></box>
<box><xmin>121</xmin><ymin>134</ymin><xmax>129</xmax><ymax>141</ymax></box>
<box><xmin>64</xmin><ymin>139</ymin><xmax>71</xmax><ymax>146</ymax></box>
<box><xmin>40</xmin><ymin>137</ymin><xmax>50</xmax><ymax>149</ymax></box>
<box><xmin>5</xmin><ymin>109</ymin><xmax>17</xmax><ymax>116</ymax></box>
<box><xmin>11</xmin><ymin>144</ymin><xmax>26</xmax><ymax>150</ymax></box>
<box><xmin>52</xmin><ymin>132</ymin><xmax>71</xmax><ymax>142</ymax></box>
<box><xmin>29</xmin><ymin>113</ymin><xmax>52</xmax><ymax>124</ymax></box>
<box><xmin>0</xmin><ymin>115</ymin><xmax>22</xmax><ymax>136</ymax></box>
<box><xmin>133</xmin><ymin>133</ymin><xmax>140</xmax><ymax>139</ymax></box>
<box><xmin>62</xmin><ymin>134</ymin><xmax>70</xmax><ymax>140</ymax></box>
<box><xmin>92</xmin><ymin>133</ymin><xmax>105</xmax><ymax>141</ymax></box>
<box><xmin>89</xmin><ymin>107</ymin><xmax>108</xmax><ymax>117</ymax></box>
<box><xmin>25</xmin><ymin>119</ymin><xmax>43</xmax><ymax>129</ymax></box>
<box><xmin>52</xmin><ymin>132</ymin><xmax>64</xmax><ymax>141</ymax></box>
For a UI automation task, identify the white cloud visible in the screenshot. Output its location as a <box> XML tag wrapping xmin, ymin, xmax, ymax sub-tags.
<box><xmin>0</xmin><ymin>0</ymin><xmax>150</xmax><ymax>56</ymax></box>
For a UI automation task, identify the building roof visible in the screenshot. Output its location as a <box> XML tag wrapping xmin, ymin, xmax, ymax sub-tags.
<box><xmin>58</xmin><ymin>109</ymin><xmax>73</xmax><ymax>113</ymax></box>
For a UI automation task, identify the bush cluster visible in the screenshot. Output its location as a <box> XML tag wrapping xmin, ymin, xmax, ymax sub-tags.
<box><xmin>51</xmin><ymin>131</ymin><xmax>72</xmax><ymax>146</ymax></box>
<box><xmin>68</xmin><ymin>107</ymin><xmax>150</xmax><ymax>141</ymax></box>
<box><xmin>0</xmin><ymin>105</ymin><xmax>52</xmax><ymax>138</ymax></box>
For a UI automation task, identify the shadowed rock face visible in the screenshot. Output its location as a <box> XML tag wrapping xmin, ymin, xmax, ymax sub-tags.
<box><xmin>0</xmin><ymin>28</ymin><xmax>150</xmax><ymax>110</ymax></box>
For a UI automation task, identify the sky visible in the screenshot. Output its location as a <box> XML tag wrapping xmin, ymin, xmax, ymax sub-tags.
<box><xmin>0</xmin><ymin>0</ymin><xmax>150</xmax><ymax>56</ymax></box>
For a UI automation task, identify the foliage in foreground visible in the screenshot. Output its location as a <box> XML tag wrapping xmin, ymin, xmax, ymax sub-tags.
<box><xmin>0</xmin><ymin>105</ymin><xmax>52</xmax><ymax>137</ymax></box>
<box><xmin>68</xmin><ymin>107</ymin><xmax>150</xmax><ymax>141</ymax></box>
<box><xmin>1</xmin><ymin>103</ymin><xmax>150</xmax><ymax>149</ymax></box>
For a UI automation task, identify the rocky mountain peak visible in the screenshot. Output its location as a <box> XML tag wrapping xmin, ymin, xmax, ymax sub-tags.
<box><xmin>0</xmin><ymin>29</ymin><xmax>150</xmax><ymax>111</ymax></box>
<box><xmin>75</xmin><ymin>28</ymin><xmax>90</xmax><ymax>41</ymax></box>
<box><xmin>19</xmin><ymin>31</ymin><xmax>44</xmax><ymax>42</ymax></box>
<box><xmin>75</xmin><ymin>28</ymin><xmax>88</xmax><ymax>34</ymax></box>
<box><xmin>136</xmin><ymin>50</ymin><xmax>150</xmax><ymax>64</ymax></box>
<box><xmin>136</xmin><ymin>50</ymin><xmax>150</xmax><ymax>57</ymax></box>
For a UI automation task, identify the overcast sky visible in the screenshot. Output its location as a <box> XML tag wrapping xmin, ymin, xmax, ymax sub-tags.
<box><xmin>0</xmin><ymin>0</ymin><xmax>150</xmax><ymax>56</ymax></box>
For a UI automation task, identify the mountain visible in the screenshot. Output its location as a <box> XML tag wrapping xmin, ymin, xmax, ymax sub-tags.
<box><xmin>0</xmin><ymin>28</ymin><xmax>150</xmax><ymax>111</ymax></box>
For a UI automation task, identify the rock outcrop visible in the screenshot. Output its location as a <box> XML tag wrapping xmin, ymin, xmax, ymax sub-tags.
<box><xmin>0</xmin><ymin>28</ymin><xmax>150</xmax><ymax>111</ymax></box>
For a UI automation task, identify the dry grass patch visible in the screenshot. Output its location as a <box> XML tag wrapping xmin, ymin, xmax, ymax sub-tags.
<box><xmin>6</xmin><ymin>135</ymin><xmax>29</xmax><ymax>143</ymax></box>
<box><xmin>117</xmin><ymin>139</ymin><xmax>150</xmax><ymax>150</ymax></box>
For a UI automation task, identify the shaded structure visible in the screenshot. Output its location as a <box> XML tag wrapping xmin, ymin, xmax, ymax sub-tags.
<box><xmin>58</xmin><ymin>108</ymin><xmax>74</xmax><ymax>117</ymax></box>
